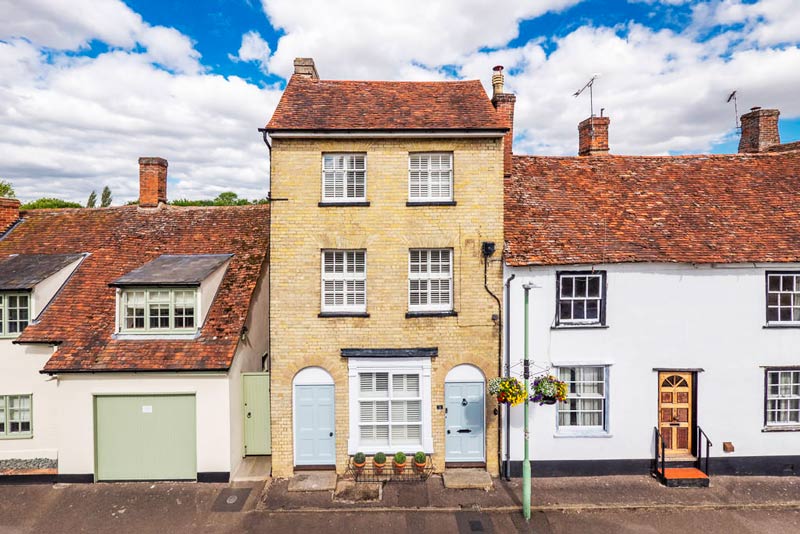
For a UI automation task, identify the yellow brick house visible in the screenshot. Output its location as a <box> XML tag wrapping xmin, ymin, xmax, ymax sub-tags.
<box><xmin>263</xmin><ymin>58</ymin><xmax>514</xmax><ymax>477</ymax></box>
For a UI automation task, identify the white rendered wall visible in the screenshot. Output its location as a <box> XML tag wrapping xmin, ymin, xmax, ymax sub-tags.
<box><xmin>504</xmin><ymin>262</ymin><xmax>800</xmax><ymax>462</ymax></box>
<box><xmin>31</xmin><ymin>256</ymin><xmax>84</xmax><ymax>320</ymax></box>
<box><xmin>0</xmin><ymin>342</ymin><xmax>58</xmax><ymax>461</ymax></box>
<box><xmin>54</xmin><ymin>373</ymin><xmax>231</xmax><ymax>476</ymax></box>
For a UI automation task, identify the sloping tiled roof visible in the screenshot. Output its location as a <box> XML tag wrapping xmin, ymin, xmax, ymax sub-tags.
<box><xmin>505</xmin><ymin>151</ymin><xmax>800</xmax><ymax>266</ymax></box>
<box><xmin>265</xmin><ymin>76</ymin><xmax>507</xmax><ymax>131</ymax></box>
<box><xmin>0</xmin><ymin>254</ymin><xmax>84</xmax><ymax>290</ymax></box>
<box><xmin>1</xmin><ymin>205</ymin><xmax>269</xmax><ymax>372</ymax></box>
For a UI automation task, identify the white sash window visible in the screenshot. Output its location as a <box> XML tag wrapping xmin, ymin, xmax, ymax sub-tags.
<box><xmin>409</xmin><ymin>249</ymin><xmax>452</xmax><ymax>312</ymax></box>
<box><xmin>322</xmin><ymin>154</ymin><xmax>366</xmax><ymax>202</ymax></box>
<box><xmin>409</xmin><ymin>153</ymin><xmax>453</xmax><ymax>202</ymax></box>
<box><xmin>322</xmin><ymin>250</ymin><xmax>366</xmax><ymax>312</ymax></box>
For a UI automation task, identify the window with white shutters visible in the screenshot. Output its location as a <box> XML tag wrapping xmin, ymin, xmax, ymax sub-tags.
<box><xmin>409</xmin><ymin>249</ymin><xmax>452</xmax><ymax>312</ymax></box>
<box><xmin>408</xmin><ymin>153</ymin><xmax>453</xmax><ymax>202</ymax></box>
<box><xmin>766</xmin><ymin>369</ymin><xmax>800</xmax><ymax>427</ymax></box>
<box><xmin>358</xmin><ymin>372</ymin><xmax>422</xmax><ymax>448</ymax></box>
<box><xmin>321</xmin><ymin>250</ymin><xmax>366</xmax><ymax>313</ymax></box>
<box><xmin>322</xmin><ymin>154</ymin><xmax>366</xmax><ymax>202</ymax></box>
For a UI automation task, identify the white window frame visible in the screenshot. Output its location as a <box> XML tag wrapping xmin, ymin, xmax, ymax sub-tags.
<box><xmin>766</xmin><ymin>272</ymin><xmax>800</xmax><ymax>325</ymax></box>
<box><xmin>118</xmin><ymin>287</ymin><xmax>198</xmax><ymax>334</ymax></box>
<box><xmin>408</xmin><ymin>152</ymin><xmax>453</xmax><ymax>202</ymax></box>
<box><xmin>0</xmin><ymin>292</ymin><xmax>31</xmax><ymax>338</ymax></box>
<box><xmin>321</xmin><ymin>250</ymin><xmax>367</xmax><ymax>313</ymax></box>
<box><xmin>556</xmin><ymin>271</ymin><xmax>605</xmax><ymax>326</ymax></box>
<box><xmin>408</xmin><ymin>249</ymin><xmax>453</xmax><ymax>313</ymax></box>
<box><xmin>765</xmin><ymin>369</ymin><xmax>800</xmax><ymax>427</ymax></box>
<box><xmin>347</xmin><ymin>357</ymin><xmax>434</xmax><ymax>455</ymax></box>
<box><xmin>321</xmin><ymin>153</ymin><xmax>367</xmax><ymax>203</ymax></box>
<box><xmin>555</xmin><ymin>366</ymin><xmax>609</xmax><ymax>436</ymax></box>
<box><xmin>0</xmin><ymin>394</ymin><xmax>32</xmax><ymax>438</ymax></box>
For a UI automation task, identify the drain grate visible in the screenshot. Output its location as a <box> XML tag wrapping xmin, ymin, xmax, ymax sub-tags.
<box><xmin>456</xmin><ymin>512</ymin><xmax>494</xmax><ymax>534</ymax></box>
<box><xmin>211</xmin><ymin>488</ymin><xmax>252</xmax><ymax>512</ymax></box>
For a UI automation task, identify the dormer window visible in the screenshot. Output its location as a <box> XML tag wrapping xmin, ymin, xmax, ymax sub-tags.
<box><xmin>121</xmin><ymin>288</ymin><xmax>196</xmax><ymax>333</ymax></box>
<box><xmin>0</xmin><ymin>293</ymin><xmax>30</xmax><ymax>337</ymax></box>
<box><xmin>111</xmin><ymin>254</ymin><xmax>232</xmax><ymax>337</ymax></box>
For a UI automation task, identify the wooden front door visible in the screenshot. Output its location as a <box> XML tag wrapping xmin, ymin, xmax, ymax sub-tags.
<box><xmin>658</xmin><ymin>372</ymin><xmax>693</xmax><ymax>456</ymax></box>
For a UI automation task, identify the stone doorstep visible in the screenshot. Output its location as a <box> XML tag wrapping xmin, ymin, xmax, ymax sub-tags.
<box><xmin>287</xmin><ymin>471</ymin><xmax>337</xmax><ymax>492</ymax></box>
<box><xmin>442</xmin><ymin>469</ymin><xmax>493</xmax><ymax>490</ymax></box>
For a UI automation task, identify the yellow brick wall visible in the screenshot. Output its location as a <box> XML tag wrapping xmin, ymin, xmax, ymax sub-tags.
<box><xmin>268</xmin><ymin>137</ymin><xmax>504</xmax><ymax>478</ymax></box>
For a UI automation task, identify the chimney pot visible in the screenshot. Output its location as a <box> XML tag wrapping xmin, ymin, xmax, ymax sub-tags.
<box><xmin>138</xmin><ymin>157</ymin><xmax>168</xmax><ymax>207</ymax></box>
<box><xmin>491</xmin><ymin>65</ymin><xmax>505</xmax><ymax>99</ymax></box>
<box><xmin>738</xmin><ymin>107</ymin><xmax>780</xmax><ymax>153</ymax></box>
<box><xmin>578</xmin><ymin>116</ymin><xmax>611</xmax><ymax>156</ymax></box>
<box><xmin>293</xmin><ymin>58</ymin><xmax>319</xmax><ymax>80</ymax></box>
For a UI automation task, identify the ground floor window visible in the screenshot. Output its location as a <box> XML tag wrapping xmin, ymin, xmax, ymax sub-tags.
<box><xmin>0</xmin><ymin>394</ymin><xmax>32</xmax><ymax>437</ymax></box>
<box><xmin>766</xmin><ymin>369</ymin><xmax>800</xmax><ymax>427</ymax></box>
<box><xmin>556</xmin><ymin>366</ymin><xmax>608</xmax><ymax>434</ymax></box>
<box><xmin>347</xmin><ymin>357</ymin><xmax>434</xmax><ymax>454</ymax></box>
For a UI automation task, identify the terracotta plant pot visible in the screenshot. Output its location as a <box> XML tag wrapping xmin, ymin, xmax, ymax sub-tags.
<box><xmin>353</xmin><ymin>460</ymin><xmax>366</xmax><ymax>474</ymax></box>
<box><xmin>373</xmin><ymin>461</ymin><xmax>385</xmax><ymax>475</ymax></box>
<box><xmin>414</xmin><ymin>461</ymin><xmax>426</xmax><ymax>474</ymax></box>
<box><xmin>393</xmin><ymin>461</ymin><xmax>406</xmax><ymax>475</ymax></box>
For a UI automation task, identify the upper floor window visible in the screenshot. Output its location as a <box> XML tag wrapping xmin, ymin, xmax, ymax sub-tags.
<box><xmin>556</xmin><ymin>271</ymin><xmax>606</xmax><ymax>326</ymax></box>
<box><xmin>321</xmin><ymin>250</ymin><xmax>366</xmax><ymax>313</ymax></box>
<box><xmin>322</xmin><ymin>154</ymin><xmax>366</xmax><ymax>202</ymax></box>
<box><xmin>409</xmin><ymin>153</ymin><xmax>453</xmax><ymax>202</ymax></box>
<box><xmin>766</xmin><ymin>272</ymin><xmax>800</xmax><ymax>325</ymax></box>
<box><xmin>765</xmin><ymin>369</ymin><xmax>800</xmax><ymax>428</ymax></box>
<box><xmin>0</xmin><ymin>293</ymin><xmax>30</xmax><ymax>337</ymax></box>
<box><xmin>409</xmin><ymin>249</ymin><xmax>452</xmax><ymax>312</ymax></box>
<box><xmin>121</xmin><ymin>288</ymin><xmax>197</xmax><ymax>333</ymax></box>
<box><xmin>0</xmin><ymin>394</ymin><xmax>32</xmax><ymax>437</ymax></box>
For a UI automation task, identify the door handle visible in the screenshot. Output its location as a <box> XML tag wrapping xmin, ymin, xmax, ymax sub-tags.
<box><xmin>447</xmin><ymin>430</ymin><xmax>451</xmax><ymax>434</ymax></box>
<box><xmin>457</xmin><ymin>429</ymin><xmax>471</xmax><ymax>434</ymax></box>
<box><xmin>329</xmin><ymin>432</ymin><xmax>333</xmax><ymax>437</ymax></box>
<box><xmin>462</xmin><ymin>398</ymin><xmax>468</xmax><ymax>407</ymax></box>
<box><xmin>247</xmin><ymin>412</ymin><xmax>252</xmax><ymax>419</ymax></box>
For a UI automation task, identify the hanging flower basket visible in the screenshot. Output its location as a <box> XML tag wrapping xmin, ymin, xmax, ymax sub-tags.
<box><xmin>530</xmin><ymin>375</ymin><xmax>568</xmax><ymax>406</ymax></box>
<box><xmin>488</xmin><ymin>377</ymin><xmax>527</xmax><ymax>406</ymax></box>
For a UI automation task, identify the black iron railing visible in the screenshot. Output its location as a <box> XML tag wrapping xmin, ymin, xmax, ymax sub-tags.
<box><xmin>652</xmin><ymin>426</ymin><xmax>666</xmax><ymax>477</ymax></box>
<box><xmin>345</xmin><ymin>456</ymin><xmax>435</xmax><ymax>483</ymax></box>
<box><xmin>696</xmin><ymin>427</ymin><xmax>713</xmax><ymax>476</ymax></box>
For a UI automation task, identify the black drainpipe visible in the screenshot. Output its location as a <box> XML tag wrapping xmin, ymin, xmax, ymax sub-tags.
<box><xmin>503</xmin><ymin>273</ymin><xmax>515</xmax><ymax>480</ymax></box>
<box><xmin>482</xmin><ymin>243</ymin><xmax>503</xmax><ymax>478</ymax></box>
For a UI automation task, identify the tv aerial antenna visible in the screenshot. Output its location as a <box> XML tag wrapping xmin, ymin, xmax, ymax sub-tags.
<box><xmin>727</xmin><ymin>90</ymin><xmax>740</xmax><ymax>131</ymax></box>
<box><xmin>574</xmin><ymin>74</ymin><xmax>601</xmax><ymax>118</ymax></box>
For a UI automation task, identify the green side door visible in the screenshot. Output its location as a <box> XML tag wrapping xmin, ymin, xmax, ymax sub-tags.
<box><xmin>94</xmin><ymin>394</ymin><xmax>197</xmax><ymax>481</ymax></box>
<box><xmin>243</xmin><ymin>373</ymin><xmax>271</xmax><ymax>455</ymax></box>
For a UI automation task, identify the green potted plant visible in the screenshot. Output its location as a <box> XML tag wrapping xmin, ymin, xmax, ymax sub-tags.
<box><xmin>373</xmin><ymin>452</ymin><xmax>386</xmax><ymax>475</ymax></box>
<box><xmin>413</xmin><ymin>451</ymin><xmax>427</xmax><ymax>474</ymax></box>
<box><xmin>353</xmin><ymin>452</ymin><xmax>366</xmax><ymax>475</ymax></box>
<box><xmin>531</xmin><ymin>375</ymin><xmax>568</xmax><ymax>405</ymax></box>
<box><xmin>393</xmin><ymin>451</ymin><xmax>407</xmax><ymax>475</ymax></box>
<box><xmin>488</xmin><ymin>377</ymin><xmax>527</xmax><ymax>406</ymax></box>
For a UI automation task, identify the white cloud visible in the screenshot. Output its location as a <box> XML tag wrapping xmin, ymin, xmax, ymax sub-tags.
<box><xmin>259</xmin><ymin>0</ymin><xmax>581</xmax><ymax>80</ymax></box>
<box><xmin>231</xmin><ymin>31</ymin><xmax>272</xmax><ymax>73</ymax></box>
<box><xmin>692</xmin><ymin>0</ymin><xmax>800</xmax><ymax>47</ymax></box>
<box><xmin>0</xmin><ymin>39</ymin><xmax>281</xmax><ymax>204</ymax></box>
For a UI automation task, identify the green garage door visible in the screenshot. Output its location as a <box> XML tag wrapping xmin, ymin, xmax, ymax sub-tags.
<box><xmin>95</xmin><ymin>394</ymin><xmax>197</xmax><ymax>481</ymax></box>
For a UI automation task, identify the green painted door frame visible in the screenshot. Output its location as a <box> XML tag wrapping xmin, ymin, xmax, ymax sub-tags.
<box><xmin>94</xmin><ymin>393</ymin><xmax>197</xmax><ymax>481</ymax></box>
<box><xmin>243</xmin><ymin>373</ymin><xmax>271</xmax><ymax>455</ymax></box>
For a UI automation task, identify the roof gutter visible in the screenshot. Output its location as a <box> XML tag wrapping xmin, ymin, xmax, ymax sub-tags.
<box><xmin>267</xmin><ymin>129</ymin><xmax>507</xmax><ymax>139</ymax></box>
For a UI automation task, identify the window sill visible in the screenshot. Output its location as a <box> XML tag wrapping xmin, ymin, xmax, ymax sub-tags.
<box><xmin>762</xmin><ymin>426</ymin><xmax>800</xmax><ymax>432</ymax></box>
<box><xmin>763</xmin><ymin>324</ymin><xmax>800</xmax><ymax>329</ymax></box>
<box><xmin>318</xmin><ymin>312</ymin><xmax>370</xmax><ymax>318</ymax></box>
<box><xmin>318</xmin><ymin>201</ymin><xmax>370</xmax><ymax>207</ymax></box>
<box><xmin>551</xmin><ymin>324</ymin><xmax>608</xmax><ymax>330</ymax></box>
<box><xmin>113</xmin><ymin>332</ymin><xmax>199</xmax><ymax>340</ymax></box>
<box><xmin>406</xmin><ymin>201</ymin><xmax>457</xmax><ymax>207</ymax></box>
<box><xmin>406</xmin><ymin>311</ymin><xmax>458</xmax><ymax>318</ymax></box>
<box><xmin>554</xmin><ymin>431</ymin><xmax>612</xmax><ymax>438</ymax></box>
<box><xmin>0</xmin><ymin>434</ymin><xmax>33</xmax><ymax>440</ymax></box>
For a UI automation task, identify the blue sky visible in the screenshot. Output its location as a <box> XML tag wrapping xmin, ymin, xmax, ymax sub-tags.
<box><xmin>1</xmin><ymin>0</ymin><xmax>799</xmax><ymax>203</ymax></box>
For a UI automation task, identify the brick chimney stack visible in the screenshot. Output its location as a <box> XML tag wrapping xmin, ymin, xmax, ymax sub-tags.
<box><xmin>738</xmin><ymin>107</ymin><xmax>780</xmax><ymax>153</ymax></box>
<box><xmin>138</xmin><ymin>157</ymin><xmax>168</xmax><ymax>208</ymax></box>
<box><xmin>0</xmin><ymin>198</ymin><xmax>20</xmax><ymax>234</ymax></box>
<box><xmin>293</xmin><ymin>58</ymin><xmax>319</xmax><ymax>80</ymax></box>
<box><xmin>491</xmin><ymin>65</ymin><xmax>516</xmax><ymax>177</ymax></box>
<box><xmin>578</xmin><ymin>115</ymin><xmax>610</xmax><ymax>156</ymax></box>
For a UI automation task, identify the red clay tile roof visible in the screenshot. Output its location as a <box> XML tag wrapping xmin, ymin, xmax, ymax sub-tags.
<box><xmin>505</xmin><ymin>152</ymin><xmax>800</xmax><ymax>266</ymax></box>
<box><xmin>265</xmin><ymin>76</ymin><xmax>507</xmax><ymax>131</ymax></box>
<box><xmin>1</xmin><ymin>204</ymin><xmax>269</xmax><ymax>372</ymax></box>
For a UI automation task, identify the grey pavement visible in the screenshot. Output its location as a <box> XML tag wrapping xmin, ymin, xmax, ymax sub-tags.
<box><xmin>0</xmin><ymin>475</ymin><xmax>799</xmax><ymax>533</ymax></box>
